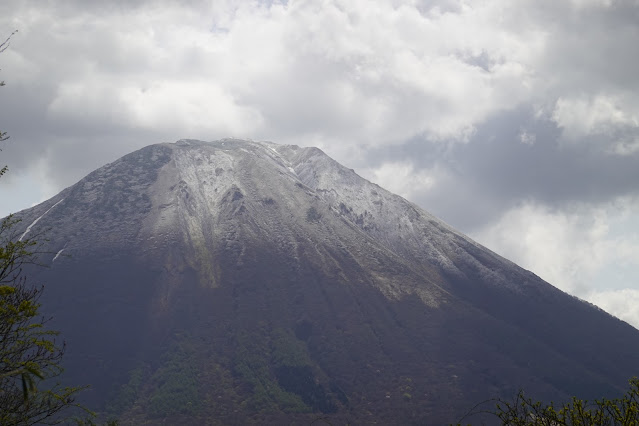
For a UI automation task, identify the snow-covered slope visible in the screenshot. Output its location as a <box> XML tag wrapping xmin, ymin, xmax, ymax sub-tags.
<box><xmin>138</xmin><ymin>138</ymin><xmax>455</xmax><ymax>304</ymax></box>
<box><xmin>12</xmin><ymin>138</ymin><xmax>606</xmax><ymax>306</ymax></box>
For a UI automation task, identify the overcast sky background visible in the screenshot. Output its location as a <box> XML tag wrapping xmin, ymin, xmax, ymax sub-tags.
<box><xmin>1</xmin><ymin>0</ymin><xmax>638</xmax><ymax>328</ymax></box>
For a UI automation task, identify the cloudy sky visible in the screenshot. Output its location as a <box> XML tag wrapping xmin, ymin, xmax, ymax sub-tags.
<box><xmin>1</xmin><ymin>0</ymin><xmax>638</xmax><ymax>327</ymax></box>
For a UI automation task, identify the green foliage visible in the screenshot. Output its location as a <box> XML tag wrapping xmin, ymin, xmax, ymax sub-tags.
<box><xmin>271</xmin><ymin>328</ymin><xmax>337</xmax><ymax>413</ymax></box>
<box><xmin>494</xmin><ymin>377</ymin><xmax>639</xmax><ymax>425</ymax></box>
<box><xmin>271</xmin><ymin>328</ymin><xmax>312</xmax><ymax>368</ymax></box>
<box><xmin>148</xmin><ymin>338</ymin><xmax>202</xmax><ymax>417</ymax></box>
<box><xmin>233</xmin><ymin>329</ymin><xmax>310</xmax><ymax>413</ymax></box>
<box><xmin>232</xmin><ymin>327</ymin><xmax>339</xmax><ymax>414</ymax></box>
<box><xmin>106</xmin><ymin>365</ymin><xmax>146</xmax><ymax>416</ymax></box>
<box><xmin>455</xmin><ymin>377</ymin><xmax>639</xmax><ymax>425</ymax></box>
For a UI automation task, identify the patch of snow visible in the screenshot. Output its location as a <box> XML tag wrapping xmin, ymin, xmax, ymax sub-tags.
<box><xmin>53</xmin><ymin>248</ymin><xmax>65</xmax><ymax>262</ymax></box>
<box><xmin>19</xmin><ymin>198</ymin><xmax>65</xmax><ymax>241</ymax></box>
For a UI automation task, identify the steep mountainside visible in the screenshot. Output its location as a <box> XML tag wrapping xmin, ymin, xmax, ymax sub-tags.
<box><xmin>13</xmin><ymin>139</ymin><xmax>639</xmax><ymax>425</ymax></box>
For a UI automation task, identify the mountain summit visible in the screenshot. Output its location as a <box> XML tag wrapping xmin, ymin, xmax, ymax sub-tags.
<box><xmin>14</xmin><ymin>139</ymin><xmax>639</xmax><ymax>424</ymax></box>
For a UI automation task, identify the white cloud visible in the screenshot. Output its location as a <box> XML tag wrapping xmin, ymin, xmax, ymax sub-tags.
<box><xmin>518</xmin><ymin>129</ymin><xmax>536</xmax><ymax>145</ymax></box>
<box><xmin>1</xmin><ymin>0</ymin><xmax>634</xmax><ymax>172</ymax></box>
<box><xmin>610</xmin><ymin>137</ymin><xmax>639</xmax><ymax>155</ymax></box>
<box><xmin>1</xmin><ymin>0</ymin><xmax>547</xmax><ymax>157</ymax></box>
<box><xmin>552</xmin><ymin>94</ymin><xmax>639</xmax><ymax>141</ymax></box>
<box><xmin>2</xmin><ymin>0</ymin><xmax>637</xmax><ymax>158</ymax></box>
<box><xmin>118</xmin><ymin>80</ymin><xmax>264</xmax><ymax>136</ymax></box>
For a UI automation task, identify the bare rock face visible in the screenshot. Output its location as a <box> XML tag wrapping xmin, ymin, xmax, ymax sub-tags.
<box><xmin>14</xmin><ymin>139</ymin><xmax>639</xmax><ymax>425</ymax></box>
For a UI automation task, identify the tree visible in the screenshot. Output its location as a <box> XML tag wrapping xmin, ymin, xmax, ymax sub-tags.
<box><xmin>454</xmin><ymin>378</ymin><xmax>639</xmax><ymax>425</ymax></box>
<box><xmin>0</xmin><ymin>31</ymin><xmax>86</xmax><ymax>425</ymax></box>
<box><xmin>493</xmin><ymin>378</ymin><xmax>639</xmax><ymax>426</ymax></box>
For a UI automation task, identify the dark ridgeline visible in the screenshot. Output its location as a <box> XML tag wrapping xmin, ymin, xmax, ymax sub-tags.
<box><xmin>13</xmin><ymin>139</ymin><xmax>639</xmax><ymax>425</ymax></box>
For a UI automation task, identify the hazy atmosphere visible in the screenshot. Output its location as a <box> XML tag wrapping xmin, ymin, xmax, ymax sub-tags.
<box><xmin>1</xmin><ymin>0</ymin><xmax>638</xmax><ymax>327</ymax></box>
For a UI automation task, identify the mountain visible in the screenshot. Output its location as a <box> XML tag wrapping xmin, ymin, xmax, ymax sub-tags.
<box><xmin>12</xmin><ymin>139</ymin><xmax>639</xmax><ymax>424</ymax></box>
